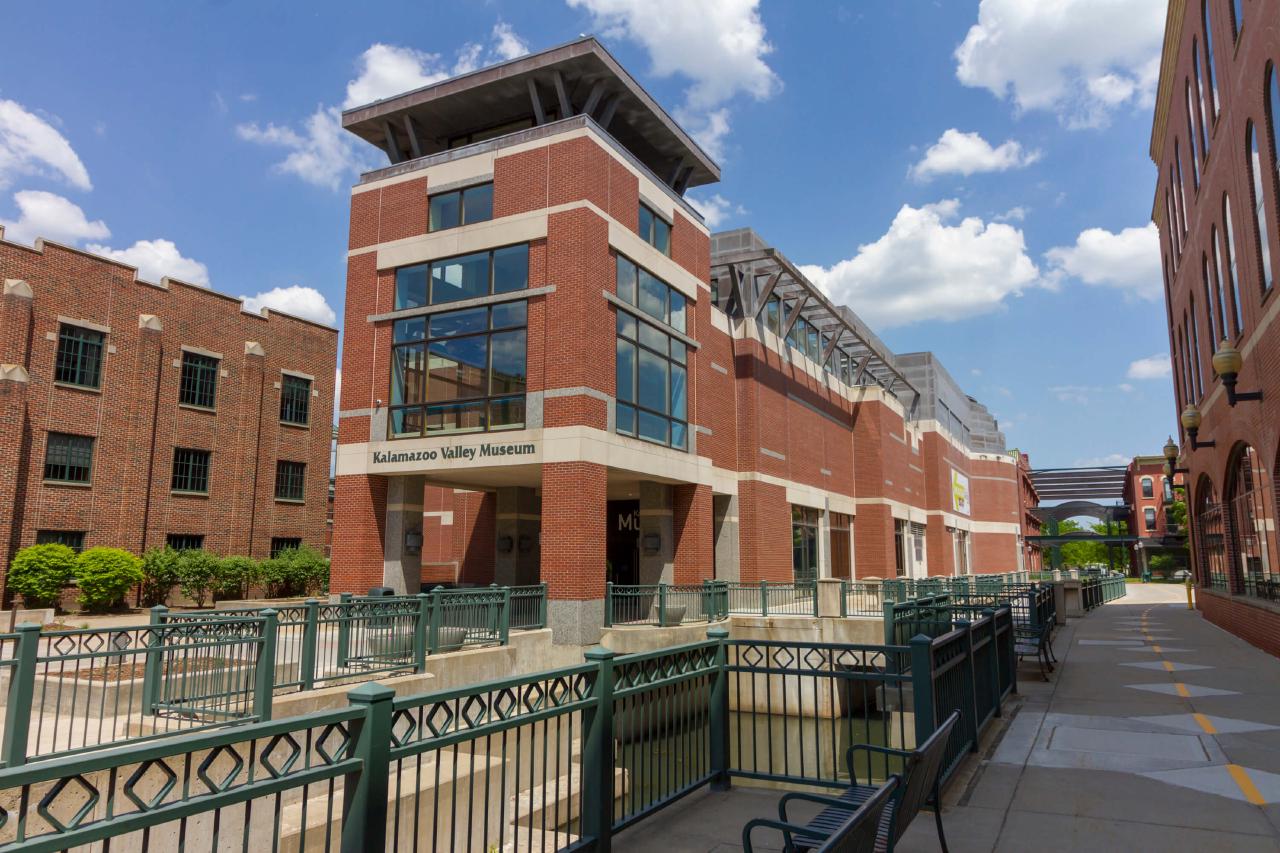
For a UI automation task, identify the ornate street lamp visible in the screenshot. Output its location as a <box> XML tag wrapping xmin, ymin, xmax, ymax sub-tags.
<box><xmin>1163</xmin><ymin>436</ymin><xmax>1189</xmax><ymax>493</ymax></box>
<box><xmin>1180</xmin><ymin>405</ymin><xmax>1215</xmax><ymax>450</ymax></box>
<box><xmin>1212</xmin><ymin>339</ymin><xmax>1263</xmax><ymax>405</ymax></box>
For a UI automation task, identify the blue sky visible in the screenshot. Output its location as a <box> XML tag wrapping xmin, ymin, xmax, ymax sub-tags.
<box><xmin>0</xmin><ymin>0</ymin><xmax>1174</xmax><ymax>468</ymax></box>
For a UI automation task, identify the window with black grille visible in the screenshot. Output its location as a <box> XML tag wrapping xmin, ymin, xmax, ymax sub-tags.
<box><xmin>54</xmin><ymin>324</ymin><xmax>104</xmax><ymax>388</ymax></box>
<box><xmin>36</xmin><ymin>530</ymin><xmax>85</xmax><ymax>552</ymax></box>
<box><xmin>270</xmin><ymin>537</ymin><xmax>302</xmax><ymax>557</ymax></box>
<box><xmin>166</xmin><ymin>533</ymin><xmax>204</xmax><ymax>551</ymax></box>
<box><xmin>179</xmin><ymin>352</ymin><xmax>219</xmax><ymax>408</ymax></box>
<box><xmin>171</xmin><ymin>448</ymin><xmax>211</xmax><ymax>493</ymax></box>
<box><xmin>275</xmin><ymin>460</ymin><xmax>306</xmax><ymax>502</ymax></box>
<box><xmin>44</xmin><ymin>433</ymin><xmax>94</xmax><ymax>483</ymax></box>
<box><xmin>280</xmin><ymin>375</ymin><xmax>311</xmax><ymax>425</ymax></box>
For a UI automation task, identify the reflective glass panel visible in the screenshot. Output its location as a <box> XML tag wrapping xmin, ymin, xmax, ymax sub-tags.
<box><xmin>493</xmin><ymin>245</ymin><xmax>528</xmax><ymax>294</ymax></box>
<box><xmin>395</xmin><ymin>264</ymin><xmax>429</xmax><ymax>310</ymax></box>
<box><xmin>431</xmin><ymin>251</ymin><xmax>489</xmax><ymax>303</ymax></box>
<box><xmin>427</xmin><ymin>336</ymin><xmax>487</xmax><ymax>401</ymax></box>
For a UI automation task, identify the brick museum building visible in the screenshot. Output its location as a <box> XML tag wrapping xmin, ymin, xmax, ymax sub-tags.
<box><xmin>1152</xmin><ymin>0</ymin><xmax>1280</xmax><ymax>654</ymax></box>
<box><xmin>332</xmin><ymin>38</ymin><xmax>1030</xmax><ymax>643</ymax></box>
<box><xmin>0</xmin><ymin>234</ymin><xmax>338</xmax><ymax>600</ymax></box>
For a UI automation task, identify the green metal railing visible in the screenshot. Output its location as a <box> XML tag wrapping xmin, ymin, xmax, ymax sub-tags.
<box><xmin>0</xmin><ymin>626</ymin><xmax>1015</xmax><ymax>852</ymax></box>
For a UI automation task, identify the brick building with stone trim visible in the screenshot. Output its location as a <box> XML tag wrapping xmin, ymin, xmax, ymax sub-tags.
<box><xmin>0</xmin><ymin>233</ymin><xmax>337</xmax><ymax>600</ymax></box>
<box><xmin>332</xmin><ymin>37</ymin><xmax>1025</xmax><ymax>644</ymax></box>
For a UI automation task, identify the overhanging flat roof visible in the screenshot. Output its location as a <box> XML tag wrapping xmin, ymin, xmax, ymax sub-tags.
<box><xmin>341</xmin><ymin>36</ymin><xmax>720</xmax><ymax>193</ymax></box>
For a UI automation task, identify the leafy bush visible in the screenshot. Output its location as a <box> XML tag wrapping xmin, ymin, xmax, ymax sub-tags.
<box><xmin>174</xmin><ymin>550</ymin><xmax>222</xmax><ymax>607</ymax></box>
<box><xmin>139</xmin><ymin>547</ymin><xmax>181</xmax><ymax>607</ymax></box>
<box><xmin>216</xmin><ymin>556</ymin><xmax>262</xmax><ymax>601</ymax></box>
<box><xmin>8</xmin><ymin>544</ymin><xmax>77</xmax><ymax>607</ymax></box>
<box><xmin>261</xmin><ymin>546</ymin><xmax>329</xmax><ymax>597</ymax></box>
<box><xmin>76</xmin><ymin>548</ymin><xmax>144</xmax><ymax>611</ymax></box>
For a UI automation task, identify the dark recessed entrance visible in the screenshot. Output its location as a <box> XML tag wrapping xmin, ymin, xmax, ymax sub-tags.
<box><xmin>607</xmin><ymin>500</ymin><xmax>640</xmax><ymax>586</ymax></box>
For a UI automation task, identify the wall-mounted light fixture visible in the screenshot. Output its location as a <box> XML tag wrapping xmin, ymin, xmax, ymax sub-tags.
<box><xmin>1212</xmin><ymin>340</ymin><xmax>1263</xmax><ymax>406</ymax></box>
<box><xmin>404</xmin><ymin>529</ymin><xmax>422</xmax><ymax>555</ymax></box>
<box><xmin>642</xmin><ymin>533</ymin><xmax>662</xmax><ymax>554</ymax></box>
<box><xmin>496</xmin><ymin>535</ymin><xmax>514</xmax><ymax>554</ymax></box>
<box><xmin>1180</xmin><ymin>405</ymin><xmax>1216</xmax><ymax>450</ymax></box>
<box><xmin>518</xmin><ymin>534</ymin><xmax>535</xmax><ymax>553</ymax></box>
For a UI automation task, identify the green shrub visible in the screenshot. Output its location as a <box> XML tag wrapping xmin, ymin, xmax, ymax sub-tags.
<box><xmin>76</xmin><ymin>547</ymin><xmax>144</xmax><ymax>611</ymax></box>
<box><xmin>261</xmin><ymin>546</ymin><xmax>329</xmax><ymax>597</ymax></box>
<box><xmin>8</xmin><ymin>544</ymin><xmax>77</xmax><ymax>607</ymax></box>
<box><xmin>217</xmin><ymin>556</ymin><xmax>262</xmax><ymax>600</ymax></box>
<box><xmin>139</xmin><ymin>547</ymin><xmax>181</xmax><ymax>607</ymax></box>
<box><xmin>175</xmin><ymin>550</ymin><xmax>221</xmax><ymax>607</ymax></box>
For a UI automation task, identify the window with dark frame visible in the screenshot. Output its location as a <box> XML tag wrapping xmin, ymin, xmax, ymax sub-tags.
<box><xmin>614</xmin><ymin>255</ymin><xmax>689</xmax><ymax>450</ymax></box>
<box><xmin>179</xmin><ymin>351</ymin><xmax>219</xmax><ymax>409</ymax></box>
<box><xmin>394</xmin><ymin>244</ymin><xmax>528</xmax><ymax>311</ymax></box>
<box><xmin>389</xmin><ymin>301</ymin><xmax>527</xmax><ymax>438</ymax></box>
<box><xmin>1142</xmin><ymin>477</ymin><xmax>1155</xmax><ymax>499</ymax></box>
<box><xmin>428</xmin><ymin>183</ymin><xmax>494</xmax><ymax>232</ymax></box>
<box><xmin>280</xmin><ymin>374</ymin><xmax>311</xmax><ymax>425</ymax></box>
<box><xmin>270</xmin><ymin>537</ymin><xmax>302</xmax><ymax>558</ymax></box>
<box><xmin>54</xmin><ymin>324</ymin><xmax>104</xmax><ymax>389</ymax></box>
<box><xmin>638</xmin><ymin>203</ymin><xmax>671</xmax><ymax>256</ymax></box>
<box><xmin>44</xmin><ymin>433</ymin><xmax>94</xmax><ymax>483</ymax></box>
<box><xmin>171</xmin><ymin>448</ymin><xmax>211</xmax><ymax>494</ymax></box>
<box><xmin>166</xmin><ymin>533</ymin><xmax>205</xmax><ymax>552</ymax></box>
<box><xmin>36</xmin><ymin>530</ymin><xmax>85</xmax><ymax>552</ymax></box>
<box><xmin>1145</xmin><ymin>508</ymin><xmax>1157</xmax><ymax>530</ymax></box>
<box><xmin>275</xmin><ymin>460</ymin><xmax>307</xmax><ymax>502</ymax></box>
<box><xmin>791</xmin><ymin>506</ymin><xmax>819</xmax><ymax>584</ymax></box>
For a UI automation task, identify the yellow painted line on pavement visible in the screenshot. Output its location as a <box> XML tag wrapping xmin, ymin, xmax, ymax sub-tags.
<box><xmin>1174</xmin><ymin>682</ymin><xmax>1191</xmax><ymax>698</ymax></box>
<box><xmin>1151</xmin><ymin>645</ymin><xmax>1163</xmax><ymax>653</ymax></box>
<box><xmin>1227</xmin><ymin>764</ymin><xmax>1267</xmax><ymax>805</ymax></box>
<box><xmin>1162</xmin><ymin>660</ymin><xmax>1176</xmax><ymax>673</ymax></box>
<box><xmin>1193</xmin><ymin>713</ymin><xmax>1217</xmax><ymax>734</ymax></box>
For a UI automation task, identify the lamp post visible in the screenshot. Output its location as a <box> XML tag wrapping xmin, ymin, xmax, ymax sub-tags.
<box><xmin>1162</xmin><ymin>436</ymin><xmax>1190</xmax><ymax>492</ymax></box>
<box><xmin>1180</xmin><ymin>405</ymin><xmax>1215</xmax><ymax>450</ymax></box>
<box><xmin>1212</xmin><ymin>339</ymin><xmax>1263</xmax><ymax>405</ymax></box>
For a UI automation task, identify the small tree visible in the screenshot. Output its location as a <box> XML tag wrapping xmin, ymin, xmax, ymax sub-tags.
<box><xmin>261</xmin><ymin>546</ymin><xmax>329</xmax><ymax>597</ymax></box>
<box><xmin>8</xmin><ymin>544</ymin><xmax>77</xmax><ymax>607</ymax></box>
<box><xmin>139</xmin><ymin>547</ymin><xmax>181</xmax><ymax>607</ymax></box>
<box><xmin>174</xmin><ymin>550</ymin><xmax>221</xmax><ymax>608</ymax></box>
<box><xmin>216</xmin><ymin>556</ymin><xmax>262</xmax><ymax>601</ymax></box>
<box><xmin>76</xmin><ymin>547</ymin><xmax>144</xmax><ymax>611</ymax></box>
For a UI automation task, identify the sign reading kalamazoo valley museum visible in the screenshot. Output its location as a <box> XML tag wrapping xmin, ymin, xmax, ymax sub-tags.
<box><xmin>371</xmin><ymin>441</ymin><xmax>537</xmax><ymax>465</ymax></box>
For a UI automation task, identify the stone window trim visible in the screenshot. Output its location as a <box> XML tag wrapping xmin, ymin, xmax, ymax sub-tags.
<box><xmin>602</xmin><ymin>291</ymin><xmax>700</xmax><ymax>350</ymax></box>
<box><xmin>369</xmin><ymin>285</ymin><xmax>555</xmax><ymax>323</ymax></box>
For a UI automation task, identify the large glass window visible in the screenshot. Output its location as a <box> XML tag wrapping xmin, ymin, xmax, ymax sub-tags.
<box><xmin>1190</xmin><ymin>296</ymin><xmax>1204</xmax><ymax>398</ymax></box>
<box><xmin>428</xmin><ymin>183</ymin><xmax>493</xmax><ymax>232</ymax></box>
<box><xmin>1202</xmin><ymin>3</ymin><xmax>1219</xmax><ymax>122</ymax></box>
<box><xmin>275</xmin><ymin>460</ymin><xmax>306</xmax><ymax>502</ymax></box>
<box><xmin>36</xmin><ymin>531</ymin><xmax>85</xmax><ymax>552</ymax></box>
<box><xmin>44</xmin><ymin>433</ymin><xmax>93</xmax><ymax>483</ymax></box>
<box><xmin>1193</xmin><ymin>44</ymin><xmax>1210</xmax><ymax>157</ymax></box>
<box><xmin>179</xmin><ymin>351</ymin><xmax>219</xmax><ymax>409</ymax></box>
<box><xmin>389</xmin><ymin>302</ymin><xmax>527</xmax><ymax>438</ymax></box>
<box><xmin>394</xmin><ymin>244</ymin><xmax>528</xmax><ymax>310</ymax></box>
<box><xmin>171</xmin><ymin>448</ymin><xmax>211</xmax><ymax>494</ymax></box>
<box><xmin>792</xmin><ymin>506</ymin><xmax>819</xmax><ymax>584</ymax></box>
<box><xmin>638</xmin><ymin>203</ymin><xmax>671</xmax><ymax>256</ymax></box>
<box><xmin>1227</xmin><ymin>446</ymin><xmax>1275</xmax><ymax>597</ymax></box>
<box><xmin>54</xmin><ymin>324</ymin><xmax>103</xmax><ymax>389</ymax></box>
<box><xmin>1224</xmin><ymin>194</ymin><xmax>1242</xmax><ymax>315</ymax></box>
<box><xmin>1247</xmin><ymin>122</ymin><xmax>1275</xmax><ymax>292</ymax></box>
<box><xmin>1215</xmin><ymin>226</ymin><xmax>1241</xmax><ymax>336</ymax></box>
<box><xmin>1185</xmin><ymin>83</ymin><xmax>1201</xmax><ymax>187</ymax></box>
<box><xmin>1175</xmin><ymin>143</ymin><xmax>1189</xmax><ymax>237</ymax></box>
<box><xmin>280</xmin><ymin>375</ymin><xmax>311</xmax><ymax>425</ymax></box>
<box><xmin>614</xmin><ymin>255</ymin><xmax>688</xmax><ymax>450</ymax></box>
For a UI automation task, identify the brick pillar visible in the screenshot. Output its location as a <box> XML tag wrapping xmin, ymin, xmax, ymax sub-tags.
<box><xmin>541</xmin><ymin>461</ymin><xmax>606</xmax><ymax>644</ymax></box>
<box><xmin>454</xmin><ymin>490</ymin><xmax>497</xmax><ymax>585</ymax></box>
<box><xmin>119</xmin><ymin>315</ymin><xmax>166</xmax><ymax>555</ymax></box>
<box><xmin>672</xmin><ymin>483</ymin><xmax>713</xmax><ymax>584</ymax></box>
<box><xmin>0</xmin><ymin>280</ymin><xmax>34</xmax><ymax>603</ymax></box>
<box><xmin>236</xmin><ymin>341</ymin><xmax>267</xmax><ymax>558</ymax></box>
<box><xmin>738</xmin><ymin>480</ymin><xmax>791</xmax><ymax>582</ymax></box>
<box><xmin>331</xmin><ymin>474</ymin><xmax>388</xmax><ymax>594</ymax></box>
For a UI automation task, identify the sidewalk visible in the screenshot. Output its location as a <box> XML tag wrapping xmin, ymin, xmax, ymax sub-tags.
<box><xmin>896</xmin><ymin>584</ymin><xmax>1280</xmax><ymax>852</ymax></box>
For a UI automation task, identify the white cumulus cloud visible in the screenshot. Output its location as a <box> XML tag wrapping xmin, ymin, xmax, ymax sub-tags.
<box><xmin>491</xmin><ymin>23</ymin><xmax>531</xmax><ymax>62</ymax></box>
<box><xmin>954</xmin><ymin>0</ymin><xmax>1165</xmax><ymax>128</ymax></box>
<box><xmin>0</xmin><ymin>100</ymin><xmax>92</xmax><ymax>191</ymax></box>
<box><xmin>86</xmin><ymin>238</ymin><xmax>211</xmax><ymax>286</ymax></box>
<box><xmin>910</xmin><ymin>129</ymin><xmax>1041</xmax><ymax>181</ymax></box>
<box><xmin>1045</xmin><ymin>222</ymin><xmax>1161</xmax><ymax>300</ymax></box>
<box><xmin>343</xmin><ymin>44</ymin><xmax>451</xmax><ymax>109</ymax></box>
<box><xmin>0</xmin><ymin>190</ymin><xmax>108</xmax><ymax>245</ymax></box>
<box><xmin>237</xmin><ymin>106</ymin><xmax>374</xmax><ymax>191</ymax></box>
<box><xmin>1074</xmin><ymin>452</ymin><xmax>1130</xmax><ymax>467</ymax></box>
<box><xmin>687</xmin><ymin>192</ymin><xmax>744</xmax><ymax>228</ymax></box>
<box><xmin>240</xmin><ymin>285</ymin><xmax>337</xmax><ymax>326</ymax></box>
<box><xmin>799</xmin><ymin>200</ymin><xmax>1041</xmax><ymax>329</ymax></box>
<box><xmin>567</xmin><ymin>0</ymin><xmax>779</xmax><ymax>161</ymax></box>
<box><xmin>1127</xmin><ymin>353</ymin><xmax>1172</xmax><ymax>380</ymax></box>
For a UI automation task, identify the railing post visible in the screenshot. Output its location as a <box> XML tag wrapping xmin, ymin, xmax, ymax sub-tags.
<box><xmin>812</xmin><ymin>581</ymin><xmax>820</xmax><ymax>617</ymax></box>
<box><xmin>2</xmin><ymin>623</ymin><xmax>41</xmax><ymax>766</ymax></box>
<box><xmin>956</xmin><ymin>619</ymin><xmax>978</xmax><ymax>752</ymax></box>
<box><xmin>908</xmin><ymin>634</ymin><xmax>936</xmax><ymax>748</ymax></box>
<box><xmin>707</xmin><ymin>626</ymin><xmax>730</xmax><ymax>790</ymax></box>
<box><xmin>499</xmin><ymin>586</ymin><xmax>511</xmax><ymax>645</ymax></box>
<box><xmin>582</xmin><ymin>645</ymin><xmax>617</xmax><ymax>852</ymax></box>
<box><xmin>983</xmin><ymin>608</ymin><xmax>1001</xmax><ymax>717</ymax></box>
<box><xmin>254</xmin><ymin>609</ymin><xmax>278</xmax><ymax>722</ymax></box>
<box><xmin>341</xmin><ymin>682</ymin><xmax>394</xmax><ymax>853</ymax></box>
<box><xmin>141</xmin><ymin>604</ymin><xmax>168</xmax><ymax>715</ymax></box>
<box><xmin>882</xmin><ymin>600</ymin><xmax>897</xmax><ymax>645</ymax></box>
<box><xmin>760</xmin><ymin>580</ymin><xmax>769</xmax><ymax>617</ymax></box>
<box><xmin>413</xmin><ymin>592</ymin><xmax>431</xmax><ymax>670</ymax></box>
<box><xmin>658</xmin><ymin>583</ymin><xmax>668</xmax><ymax>627</ymax></box>
<box><xmin>840</xmin><ymin>580</ymin><xmax>849</xmax><ymax>618</ymax></box>
<box><xmin>539</xmin><ymin>582</ymin><xmax>548</xmax><ymax>629</ymax></box>
<box><xmin>428</xmin><ymin>586</ymin><xmax>443</xmax><ymax>655</ymax></box>
<box><xmin>300</xmin><ymin>599</ymin><xmax>319</xmax><ymax>691</ymax></box>
<box><xmin>336</xmin><ymin>592</ymin><xmax>352</xmax><ymax>668</ymax></box>
<box><xmin>604</xmin><ymin>582</ymin><xmax>614</xmax><ymax>628</ymax></box>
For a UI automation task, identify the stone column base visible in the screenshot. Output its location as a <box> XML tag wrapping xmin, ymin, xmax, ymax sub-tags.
<box><xmin>547</xmin><ymin>599</ymin><xmax>605</xmax><ymax>646</ymax></box>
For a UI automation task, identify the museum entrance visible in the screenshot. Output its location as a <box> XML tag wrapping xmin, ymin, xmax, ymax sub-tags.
<box><xmin>606</xmin><ymin>499</ymin><xmax>640</xmax><ymax>586</ymax></box>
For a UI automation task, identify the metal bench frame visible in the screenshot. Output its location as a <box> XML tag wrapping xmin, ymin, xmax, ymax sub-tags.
<box><xmin>742</xmin><ymin>777</ymin><xmax>898</xmax><ymax>853</ymax></box>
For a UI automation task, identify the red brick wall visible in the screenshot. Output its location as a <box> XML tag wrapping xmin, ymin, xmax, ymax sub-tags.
<box><xmin>541</xmin><ymin>462</ymin><xmax>606</xmax><ymax>600</ymax></box>
<box><xmin>453</xmin><ymin>490</ymin><xmax>496</xmax><ymax>585</ymax></box>
<box><xmin>738</xmin><ymin>479</ymin><xmax>790</xmax><ymax>582</ymax></box>
<box><xmin>672</xmin><ymin>483</ymin><xmax>713</xmax><ymax>584</ymax></box>
<box><xmin>1198</xmin><ymin>588</ymin><xmax>1280</xmax><ymax>658</ymax></box>
<box><xmin>332</xmin><ymin>474</ymin><xmax>386</xmax><ymax>593</ymax></box>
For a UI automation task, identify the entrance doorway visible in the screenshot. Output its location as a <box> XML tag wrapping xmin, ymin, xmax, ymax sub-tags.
<box><xmin>607</xmin><ymin>500</ymin><xmax>640</xmax><ymax>586</ymax></box>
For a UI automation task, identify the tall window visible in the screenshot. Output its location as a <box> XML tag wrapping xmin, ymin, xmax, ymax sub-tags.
<box><xmin>54</xmin><ymin>324</ymin><xmax>103</xmax><ymax>389</ymax></box>
<box><xmin>1144</xmin><ymin>507</ymin><xmax>1157</xmax><ymax>530</ymax></box>
<box><xmin>1190</xmin><ymin>296</ymin><xmax>1204</xmax><ymax>398</ymax></box>
<box><xmin>894</xmin><ymin>520</ymin><xmax>908</xmax><ymax>578</ymax></box>
<box><xmin>1269</xmin><ymin>66</ymin><xmax>1280</xmax><ymax>253</ymax></box>
<box><xmin>36</xmin><ymin>531</ymin><xmax>85</xmax><ymax>552</ymax></box>
<box><xmin>1215</xmin><ymin>226</ymin><xmax>1241</xmax><ymax>336</ymax></box>
<box><xmin>171</xmin><ymin>448</ymin><xmax>211</xmax><ymax>494</ymax></box>
<box><xmin>394</xmin><ymin>244</ymin><xmax>528</xmax><ymax>311</ymax></box>
<box><xmin>1142</xmin><ymin>477</ymin><xmax>1154</xmax><ymax>498</ymax></box>
<box><xmin>1185</xmin><ymin>83</ymin><xmax>1201</xmax><ymax>186</ymax></box>
<box><xmin>615</xmin><ymin>255</ymin><xmax>688</xmax><ymax>450</ymax></box>
<box><xmin>166</xmin><ymin>533</ymin><xmax>204</xmax><ymax>552</ymax></box>
<box><xmin>763</xmin><ymin>293</ymin><xmax>781</xmax><ymax>334</ymax></box>
<box><xmin>1230</xmin><ymin>0</ymin><xmax>1243</xmax><ymax>39</ymax></box>
<box><xmin>274</xmin><ymin>460</ymin><xmax>306</xmax><ymax>502</ymax></box>
<box><xmin>791</xmin><ymin>506</ymin><xmax>819</xmax><ymax>584</ymax></box>
<box><xmin>1197</xmin><ymin>486</ymin><xmax>1228</xmax><ymax>589</ymax></box>
<box><xmin>1193</xmin><ymin>44</ymin><xmax>1211</xmax><ymax>157</ymax></box>
<box><xmin>1247</xmin><ymin>122</ymin><xmax>1275</xmax><ymax>291</ymax></box>
<box><xmin>830</xmin><ymin>512</ymin><xmax>852</xmax><ymax>580</ymax></box>
<box><xmin>1227</xmin><ymin>446</ymin><xmax>1275</xmax><ymax>596</ymax></box>
<box><xmin>638</xmin><ymin>203</ymin><xmax>671</xmax><ymax>256</ymax></box>
<box><xmin>1204</xmin><ymin>256</ymin><xmax>1225</xmax><ymax>342</ymax></box>
<box><xmin>1167</xmin><ymin>189</ymin><xmax>1181</xmax><ymax>263</ymax></box>
<box><xmin>1174</xmin><ymin>151</ymin><xmax>1189</xmax><ymax>238</ymax></box>
<box><xmin>179</xmin><ymin>351</ymin><xmax>219</xmax><ymax>409</ymax></box>
<box><xmin>953</xmin><ymin>529</ymin><xmax>971</xmax><ymax>576</ymax></box>
<box><xmin>1224</xmin><ymin>194</ymin><xmax>1243</xmax><ymax>315</ymax></box>
<box><xmin>280</xmin><ymin>375</ymin><xmax>311</xmax><ymax>425</ymax></box>
<box><xmin>428</xmin><ymin>183</ymin><xmax>493</xmax><ymax>232</ymax></box>
<box><xmin>44</xmin><ymin>433</ymin><xmax>93</xmax><ymax>483</ymax></box>
<box><xmin>389</xmin><ymin>302</ymin><xmax>527</xmax><ymax>438</ymax></box>
<box><xmin>1202</xmin><ymin>2</ymin><xmax>1219</xmax><ymax>122</ymax></box>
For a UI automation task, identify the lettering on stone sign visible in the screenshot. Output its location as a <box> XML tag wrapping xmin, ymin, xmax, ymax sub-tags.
<box><xmin>372</xmin><ymin>442</ymin><xmax>536</xmax><ymax>465</ymax></box>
